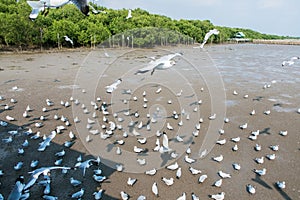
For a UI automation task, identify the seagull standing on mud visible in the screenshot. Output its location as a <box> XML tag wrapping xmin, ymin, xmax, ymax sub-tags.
<box><xmin>135</xmin><ymin>53</ymin><xmax>183</xmax><ymax>75</ymax></box>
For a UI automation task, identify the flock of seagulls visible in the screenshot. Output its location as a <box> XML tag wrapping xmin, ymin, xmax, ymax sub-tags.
<box><xmin>0</xmin><ymin>46</ymin><xmax>299</xmax><ymax>200</ymax></box>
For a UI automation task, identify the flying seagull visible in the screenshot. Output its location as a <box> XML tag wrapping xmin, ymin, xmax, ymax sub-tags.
<box><xmin>135</xmin><ymin>53</ymin><xmax>182</xmax><ymax>75</ymax></box>
<box><xmin>27</xmin><ymin>0</ymin><xmax>89</xmax><ymax>20</ymax></box>
<box><xmin>126</xmin><ymin>9</ymin><xmax>132</xmax><ymax>19</ymax></box>
<box><xmin>64</xmin><ymin>36</ymin><xmax>74</xmax><ymax>46</ymax></box>
<box><xmin>282</xmin><ymin>56</ymin><xmax>299</xmax><ymax>66</ymax></box>
<box><xmin>105</xmin><ymin>78</ymin><xmax>122</xmax><ymax>93</ymax></box>
<box><xmin>196</xmin><ymin>29</ymin><xmax>219</xmax><ymax>49</ymax></box>
<box><xmin>24</xmin><ymin>166</ymin><xmax>72</xmax><ymax>190</ymax></box>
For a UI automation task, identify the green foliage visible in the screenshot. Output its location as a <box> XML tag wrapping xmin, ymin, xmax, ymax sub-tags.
<box><xmin>0</xmin><ymin>0</ymin><xmax>296</xmax><ymax>49</ymax></box>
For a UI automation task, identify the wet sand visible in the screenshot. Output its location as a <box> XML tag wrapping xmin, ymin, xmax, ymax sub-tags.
<box><xmin>0</xmin><ymin>44</ymin><xmax>299</xmax><ymax>199</ymax></box>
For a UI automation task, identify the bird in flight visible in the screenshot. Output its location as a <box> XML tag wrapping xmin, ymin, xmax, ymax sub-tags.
<box><xmin>26</xmin><ymin>0</ymin><xmax>90</xmax><ymax>20</ymax></box>
<box><xmin>135</xmin><ymin>53</ymin><xmax>182</xmax><ymax>75</ymax></box>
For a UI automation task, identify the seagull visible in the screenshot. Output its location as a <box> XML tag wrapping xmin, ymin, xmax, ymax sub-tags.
<box><xmin>232</xmin><ymin>144</ymin><xmax>238</xmax><ymax>151</ymax></box>
<box><xmin>255</xmin><ymin>157</ymin><xmax>264</xmax><ymax>164</ymax></box>
<box><xmin>2</xmin><ymin>136</ymin><xmax>13</xmax><ymax>143</ymax></box>
<box><xmin>218</xmin><ymin>171</ymin><xmax>231</xmax><ymax>178</ymax></box>
<box><xmin>93</xmin><ymin>175</ymin><xmax>106</xmax><ymax>182</ymax></box>
<box><xmin>266</xmin><ymin>154</ymin><xmax>276</xmax><ymax>160</ymax></box>
<box><xmin>239</xmin><ymin>123</ymin><xmax>247</xmax><ymax>129</ymax></box>
<box><xmin>270</xmin><ymin>145</ymin><xmax>279</xmax><ymax>151</ymax></box>
<box><xmin>282</xmin><ymin>56</ymin><xmax>299</xmax><ymax>66</ymax></box>
<box><xmin>196</xmin><ymin>29</ymin><xmax>219</xmax><ymax>49</ymax></box>
<box><xmin>199</xmin><ymin>174</ymin><xmax>208</xmax><ymax>183</ymax></box>
<box><xmin>38</xmin><ymin>131</ymin><xmax>56</xmax><ymax>151</ymax></box>
<box><xmin>166</xmin><ymin>162</ymin><xmax>179</xmax><ymax>170</ymax></box>
<box><xmin>64</xmin><ymin>35</ymin><xmax>74</xmax><ymax>46</ymax></box>
<box><xmin>71</xmin><ymin>188</ymin><xmax>84</xmax><ymax>199</ymax></box>
<box><xmin>137</xmin><ymin>158</ymin><xmax>146</xmax><ymax>165</ymax></box>
<box><xmin>161</xmin><ymin>177</ymin><xmax>174</xmax><ymax>186</ymax></box>
<box><xmin>213</xmin><ymin>155</ymin><xmax>223</xmax><ymax>162</ymax></box>
<box><xmin>127</xmin><ymin>177</ymin><xmax>137</xmax><ymax>186</ymax></box>
<box><xmin>214</xmin><ymin>179</ymin><xmax>223</xmax><ymax>187</ymax></box>
<box><xmin>176</xmin><ymin>168</ymin><xmax>182</xmax><ymax>179</ymax></box>
<box><xmin>43</xmin><ymin>195</ymin><xmax>58</xmax><ymax>200</ymax></box>
<box><xmin>185</xmin><ymin>155</ymin><xmax>196</xmax><ymax>164</ymax></box>
<box><xmin>70</xmin><ymin>177</ymin><xmax>81</xmax><ymax>186</ymax></box>
<box><xmin>6</xmin><ymin>115</ymin><xmax>15</xmax><ymax>121</ymax></box>
<box><xmin>24</xmin><ymin>166</ymin><xmax>71</xmax><ymax>190</ymax></box>
<box><xmin>55</xmin><ymin>149</ymin><xmax>65</xmax><ymax>157</ymax></box>
<box><xmin>176</xmin><ymin>135</ymin><xmax>184</xmax><ymax>142</ymax></box>
<box><xmin>135</xmin><ymin>53</ymin><xmax>182</xmax><ymax>75</ymax></box>
<box><xmin>156</xmin><ymin>87</ymin><xmax>162</xmax><ymax>93</ymax></box>
<box><xmin>276</xmin><ymin>181</ymin><xmax>286</xmax><ymax>189</ymax></box>
<box><xmin>232</xmin><ymin>163</ymin><xmax>241</xmax><ymax>170</ymax></box>
<box><xmin>177</xmin><ymin>192</ymin><xmax>186</xmax><ymax>200</ymax></box>
<box><xmin>208</xmin><ymin>113</ymin><xmax>216</xmax><ymax>120</ymax></box>
<box><xmin>152</xmin><ymin>182</ymin><xmax>159</xmax><ymax>197</ymax></box>
<box><xmin>126</xmin><ymin>9</ymin><xmax>132</xmax><ymax>19</ymax></box>
<box><xmin>192</xmin><ymin>193</ymin><xmax>200</xmax><ymax>200</ymax></box>
<box><xmin>30</xmin><ymin>160</ymin><xmax>39</xmax><ymax>168</ymax></box>
<box><xmin>216</xmin><ymin>139</ymin><xmax>226</xmax><ymax>145</ymax></box>
<box><xmin>105</xmin><ymin>78</ymin><xmax>122</xmax><ymax>93</ymax></box>
<box><xmin>231</xmin><ymin>137</ymin><xmax>241</xmax><ymax>143</ymax></box>
<box><xmin>189</xmin><ymin>167</ymin><xmax>201</xmax><ymax>175</ymax></box>
<box><xmin>145</xmin><ymin>168</ymin><xmax>157</xmax><ymax>176</ymax></box>
<box><xmin>160</xmin><ymin>132</ymin><xmax>171</xmax><ymax>153</ymax></box>
<box><xmin>279</xmin><ymin>130</ymin><xmax>288</xmax><ymax>136</ymax></box>
<box><xmin>7</xmin><ymin>176</ymin><xmax>25</xmax><ymax>200</ymax></box>
<box><xmin>75</xmin><ymin>157</ymin><xmax>100</xmax><ymax>176</ymax></box>
<box><xmin>210</xmin><ymin>192</ymin><xmax>225</xmax><ymax>200</ymax></box>
<box><xmin>93</xmin><ymin>189</ymin><xmax>104</xmax><ymax>200</ymax></box>
<box><xmin>14</xmin><ymin>162</ymin><xmax>23</xmax><ymax>170</ymax></box>
<box><xmin>120</xmin><ymin>191</ymin><xmax>129</xmax><ymax>200</ymax></box>
<box><xmin>27</xmin><ymin>0</ymin><xmax>90</xmax><ymax>20</ymax></box>
<box><xmin>254</xmin><ymin>168</ymin><xmax>266</xmax><ymax>176</ymax></box>
<box><xmin>247</xmin><ymin>184</ymin><xmax>256</xmax><ymax>194</ymax></box>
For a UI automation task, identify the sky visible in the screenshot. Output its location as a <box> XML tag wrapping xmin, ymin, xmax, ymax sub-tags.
<box><xmin>94</xmin><ymin>0</ymin><xmax>300</xmax><ymax>37</ymax></box>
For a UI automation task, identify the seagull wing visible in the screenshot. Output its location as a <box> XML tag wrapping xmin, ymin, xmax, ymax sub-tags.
<box><xmin>70</xmin><ymin>0</ymin><xmax>89</xmax><ymax>15</ymax></box>
<box><xmin>201</xmin><ymin>29</ymin><xmax>219</xmax><ymax>48</ymax></box>
<box><xmin>27</xmin><ymin>1</ymin><xmax>45</xmax><ymax>20</ymax></box>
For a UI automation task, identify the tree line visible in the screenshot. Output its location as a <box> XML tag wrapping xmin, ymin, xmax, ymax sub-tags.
<box><xmin>0</xmin><ymin>0</ymin><xmax>296</xmax><ymax>49</ymax></box>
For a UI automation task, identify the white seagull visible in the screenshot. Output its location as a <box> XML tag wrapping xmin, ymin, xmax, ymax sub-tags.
<box><xmin>24</xmin><ymin>166</ymin><xmax>72</xmax><ymax>190</ymax></box>
<box><xmin>152</xmin><ymin>182</ymin><xmax>159</xmax><ymax>197</ymax></box>
<box><xmin>282</xmin><ymin>56</ymin><xmax>299</xmax><ymax>66</ymax></box>
<box><xmin>135</xmin><ymin>53</ymin><xmax>182</xmax><ymax>75</ymax></box>
<box><xmin>105</xmin><ymin>78</ymin><xmax>122</xmax><ymax>93</ymax></box>
<box><xmin>27</xmin><ymin>0</ymin><xmax>90</xmax><ymax>20</ymax></box>
<box><xmin>198</xmin><ymin>29</ymin><xmax>219</xmax><ymax>49</ymax></box>
<box><xmin>126</xmin><ymin>9</ymin><xmax>132</xmax><ymax>19</ymax></box>
<box><xmin>210</xmin><ymin>192</ymin><xmax>225</xmax><ymax>200</ymax></box>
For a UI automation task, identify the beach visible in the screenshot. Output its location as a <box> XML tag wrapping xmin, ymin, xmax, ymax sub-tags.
<box><xmin>0</xmin><ymin>44</ymin><xmax>299</xmax><ymax>199</ymax></box>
